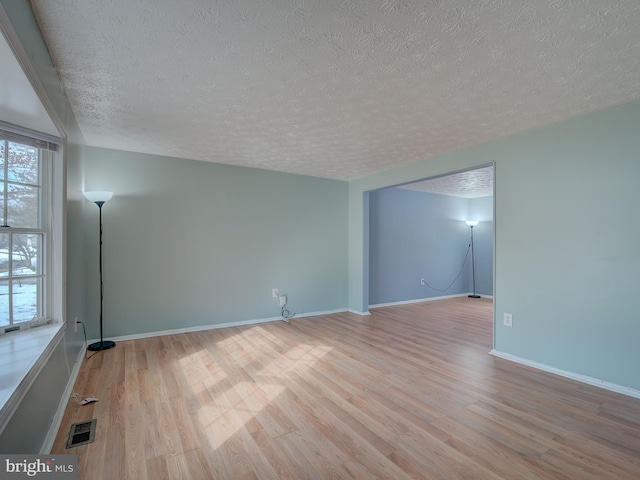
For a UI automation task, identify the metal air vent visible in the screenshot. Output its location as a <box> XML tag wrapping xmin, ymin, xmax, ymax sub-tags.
<box><xmin>66</xmin><ymin>419</ymin><xmax>96</xmax><ymax>448</ymax></box>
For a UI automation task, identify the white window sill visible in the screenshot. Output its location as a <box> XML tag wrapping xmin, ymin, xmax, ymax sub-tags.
<box><xmin>0</xmin><ymin>323</ymin><xmax>64</xmax><ymax>434</ymax></box>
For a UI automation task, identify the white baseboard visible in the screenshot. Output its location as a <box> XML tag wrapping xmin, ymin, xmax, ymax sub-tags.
<box><xmin>489</xmin><ymin>349</ymin><xmax>640</xmax><ymax>400</ymax></box>
<box><xmin>348</xmin><ymin>309</ymin><xmax>371</xmax><ymax>316</ymax></box>
<box><xmin>370</xmin><ymin>293</ymin><xmax>472</xmax><ymax>309</ymax></box>
<box><xmin>93</xmin><ymin>308</ymin><xmax>349</xmax><ymax>344</ymax></box>
<box><xmin>297</xmin><ymin>308</ymin><xmax>348</xmax><ymax>318</ymax></box>
<box><xmin>41</xmin><ymin>341</ymin><xmax>86</xmax><ymax>453</ymax></box>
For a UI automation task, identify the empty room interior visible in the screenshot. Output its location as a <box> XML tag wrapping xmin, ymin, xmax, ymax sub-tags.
<box><xmin>1</xmin><ymin>1</ymin><xmax>639</xmax><ymax>479</ymax></box>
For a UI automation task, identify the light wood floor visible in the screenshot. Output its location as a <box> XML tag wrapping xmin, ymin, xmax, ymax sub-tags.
<box><xmin>52</xmin><ymin>297</ymin><xmax>640</xmax><ymax>479</ymax></box>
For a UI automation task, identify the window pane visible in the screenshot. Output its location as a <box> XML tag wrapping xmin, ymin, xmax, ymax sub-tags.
<box><xmin>0</xmin><ymin>233</ymin><xmax>7</xmax><ymax>278</ymax></box>
<box><xmin>0</xmin><ymin>193</ymin><xmax>4</xmax><ymax>226</ymax></box>
<box><xmin>8</xmin><ymin>142</ymin><xmax>38</xmax><ymax>184</ymax></box>
<box><xmin>0</xmin><ymin>280</ymin><xmax>8</xmax><ymax>326</ymax></box>
<box><xmin>12</xmin><ymin>277</ymin><xmax>39</xmax><ymax>323</ymax></box>
<box><xmin>7</xmin><ymin>183</ymin><xmax>39</xmax><ymax>228</ymax></box>
<box><xmin>12</xmin><ymin>233</ymin><xmax>42</xmax><ymax>276</ymax></box>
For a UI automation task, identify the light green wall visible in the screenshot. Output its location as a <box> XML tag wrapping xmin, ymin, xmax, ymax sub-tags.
<box><xmin>0</xmin><ymin>0</ymin><xmax>86</xmax><ymax>452</ymax></box>
<box><xmin>493</xmin><ymin>103</ymin><xmax>640</xmax><ymax>388</ymax></box>
<box><xmin>349</xmin><ymin>100</ymin><xmax>640</xmax><ymax>390</ymax></box>
<box><xmin>84</xmin><ymin>147</ymin><xmax>348</xmax><ymax>338</ymax></box>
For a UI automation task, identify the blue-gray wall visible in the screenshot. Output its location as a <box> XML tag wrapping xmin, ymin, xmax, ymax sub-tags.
<box><xmin>369</xmin><ymin>188</ymin><xmax>493</xmax><ymax>305</ymax></box>
<box><xmin>0</xmin><ymin>0</ymin><xmax>86</xmax><ymax>452</ymax></box>
<box><xmin>470</xmin><ymin>196</ymin><xmax>493</xmax><ymax>296</ymax></box>
<box><xmin>370</xmin><ymin>189</ymin><xmax>462</xmax><ymax>303</ymax></box>
<box><xmin>349</xmin><ymin>100</ymin><xmax>640</xmax><ymax>391</ymax></box>
<box><xmin>83</xmin><ymin>147</ymin><xmax>348</xmax><ymax>338</ymax></box>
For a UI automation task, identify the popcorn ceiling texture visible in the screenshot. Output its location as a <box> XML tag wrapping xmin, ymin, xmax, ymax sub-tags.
<box><xmin>31</xmin><ymin>0</ymin><xmax>640</xmax><ymax>180</ymax></box>
<box><xmin>401</xmin><ymin>166</ymin><xmax>493</xmax><ymax>198</ymax></box>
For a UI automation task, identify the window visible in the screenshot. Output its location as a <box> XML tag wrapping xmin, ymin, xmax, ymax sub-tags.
<box><xmin>0</xmin><ymin>127</ymin><xmax>58</xmax><ymax>329</ymax></box>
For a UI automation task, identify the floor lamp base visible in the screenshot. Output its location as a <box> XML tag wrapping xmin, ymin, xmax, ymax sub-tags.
<box><xmin>468</xmin><ymin>294</ymin><xmax>481</xmax><ymax>298</ymax></box>
<box><xmin>88</xmin><ymin>340</ymin><xmax>116</xmax><ymax>351</ymax></box>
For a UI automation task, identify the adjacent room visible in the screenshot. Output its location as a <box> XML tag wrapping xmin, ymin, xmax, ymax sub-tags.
<box><xmin>368</xmin><ymin>165</ymin><xmax>494</xmax><ymax>308</ymax></box>
<box><xmin>1</xmin><ymin>1</ymin><xmax>639</xmax><ymax>478</ymax></box>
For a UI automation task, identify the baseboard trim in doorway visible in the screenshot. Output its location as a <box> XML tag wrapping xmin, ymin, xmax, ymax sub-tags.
<box><xmin>489</xmin><ymin>349</ymin><xmax>640</xmax><ymax>400</ymax></box>
<box><xmin>369</xmin><ymin>293</ymin><xmax>482</xmax><ymax>309</ymax></box>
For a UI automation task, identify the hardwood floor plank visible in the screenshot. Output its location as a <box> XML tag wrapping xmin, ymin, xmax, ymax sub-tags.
<box><xmin>124</xmin><ymin>402</ymin><xmax>146</xmax><ymax>479</ymax></box>
<box><xmin>274</xmin><ymin>430</ymin><xmax>335</xmax><ymax>480</ymax></box>
<box><xmin>169</xmin><ymin>395</ymin><xmax>201</xmax><ymax>454</ymax></box>
<box><xmin>50</xmin><ymin>297</ymin><xmax>640</xmax><ymax>479</ymax></box>
<box><xmin>394</xmin><ymin>427</ymin><xmax>506</xmax><ymax>480</ymax></box>
<box><xmin>183</xmin><ymin>448</ymin><xmax>217</xmax><ymax>480</ymax></box>
<box><xmin>534</xmin><ymin>448</ymin><xmax>618</xmax><ymax>480</ymax></box>
<box><xmin>386</xmin><ymin>448</ymin><xmax>452</xmax><ymax>480</ymax></box>
<box><xmin>153</xmin><ymin>392</ymin><xmax>183</xmax><ymax>457</ymax></box>
<box><xmin>446</xmin><ymin>405</ymin><xmax>551</xmax><ymax>457</ymax></box>
<box><xmin>165</xmin><ymin>451</ymin><xmax>192</xmax><ymax>480</ymax></box>
<box><xmin>473</xmin><ymin>396</ymin><xmax>640</xmax><ymax>475</ymax></box>
<box><xmin>249</xmin><ymin>427</ymin><xmax>303</xmax><ymax>480</ymax></box>
<box><xmin>316</xmin><ymin>395</ymin><xmax>396</xmax><ymax>458</ymax></box>
<box><xmin>140</xmin><ymin>400</ymin><xmax>163</xmax><ymax>460</ymax></box>
<box><xmin>145</xmin><ymin>455</ymin><xmax>169</xmax><ymax>480</ymax></box>
<box><xmin>434</xmin><ymin>423</ymin><xmax>558</xmax><ymax>480</ymax></box>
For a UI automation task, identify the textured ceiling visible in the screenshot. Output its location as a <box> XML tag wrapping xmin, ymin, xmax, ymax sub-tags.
<box><xmin>400</xmin><ymin>165</ymin><xmax>493</xmax><ymax>198</ymax></box>
<box><xmin>30</xmin><ymin>0</ymin><xmax>640</xmax><ymax>180</ymax></box>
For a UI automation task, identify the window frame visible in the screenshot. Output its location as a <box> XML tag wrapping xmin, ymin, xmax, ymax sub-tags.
<box><xmin>0</xmin><ymin>127</ymin><xmax>64</xmax><ymax>439</ymax></box>
<box><xmin>0</xmin><ymin>134</ymin><xmax>57</xmax><ymax>330</ymax></box>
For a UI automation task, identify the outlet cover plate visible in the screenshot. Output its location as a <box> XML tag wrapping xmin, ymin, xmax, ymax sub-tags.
<box><xmin>503</xmin><ymin>312</ymin><xmax>513</xmax><ymax>327</ymax></box>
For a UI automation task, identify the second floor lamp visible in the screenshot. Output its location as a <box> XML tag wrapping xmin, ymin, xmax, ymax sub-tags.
<box><xmin>465</xmin><ymin>220</ymin><xmax>481</xmax><ymax>299</ymax></box>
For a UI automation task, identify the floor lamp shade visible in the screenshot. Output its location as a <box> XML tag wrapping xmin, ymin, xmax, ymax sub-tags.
<box><xmin>84</xmin><ymin>190</ymin><xmax>113</xmax><ymax>205</ymax></box>
<box><xmin>85</xmin><ymin>191</ymin><xmax>115</xmax><ymax>351</ymax></box>
<box><xmin>466</xmin><ymin>220</ymin><xmax>481</xmax><ymax>299</ymax></box>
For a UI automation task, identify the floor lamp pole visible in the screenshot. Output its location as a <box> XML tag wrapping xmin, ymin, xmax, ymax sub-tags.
<box><xmin>86</xmin><ymin>191</ymin><xmax>116</xmax><ymax>351</ymax></box>
<box><xmin>466</xmin><ymin>221</ymin><xmax>481</xmax><ymax>299</ymax></box>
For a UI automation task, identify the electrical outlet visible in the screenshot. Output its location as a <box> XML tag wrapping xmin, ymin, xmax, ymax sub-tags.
<box><xmin>279</xmin><ymin>295</ymin><xmax>287</xmax><ymax>307</ymax></box>
<box><xmin>420</xmin><ymin>278</ymin><xmax>426</xmax><ymax>286</ymax></box>
<box><xmin>503</xmin><ymin>312</ymin><xmax>513</xmax><ymax>327</ymax></box>
<box><xmin>272</xmin><ymin>288</ymin><xmax>279</xmax><ymax>298</ymax></box>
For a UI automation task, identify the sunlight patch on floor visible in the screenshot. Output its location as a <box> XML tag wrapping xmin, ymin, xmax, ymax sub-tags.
<box><xmin>256</xmin><ymin>343</ymin><xmax>332</xmax><ymax>378</ymax></box>
<box><xmin>171</xmin><ymin>325</ymin><xmax>334</xmax><ymax>450</ymax></box>
<box><xmin>197</xmin><ymin>382</ymin><xmax>286</xmax><ymax>449</ymax></box>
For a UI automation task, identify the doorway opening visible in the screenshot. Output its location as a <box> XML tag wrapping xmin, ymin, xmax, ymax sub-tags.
<box><xmin>366</xmin><ymin>164</ymin><xmax>495</xmax><ymax>342</ymax></box>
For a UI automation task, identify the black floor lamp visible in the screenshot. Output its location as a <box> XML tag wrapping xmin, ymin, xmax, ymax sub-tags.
<box><xmin>84</xmin><ymin>191</ymin><xmax>116</xmax><ymax>351</ymax></box>
<box><xmin>465</xmin><ymin>220</ymin><xmax>481</xmax><ymax>299</ymax></box>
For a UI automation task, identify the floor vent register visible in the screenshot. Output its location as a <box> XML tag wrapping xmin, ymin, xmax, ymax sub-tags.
<box><xmin>66</xmin><ymin>419</ymin><xmax>97</xmax><ymax>448</ymax></box>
